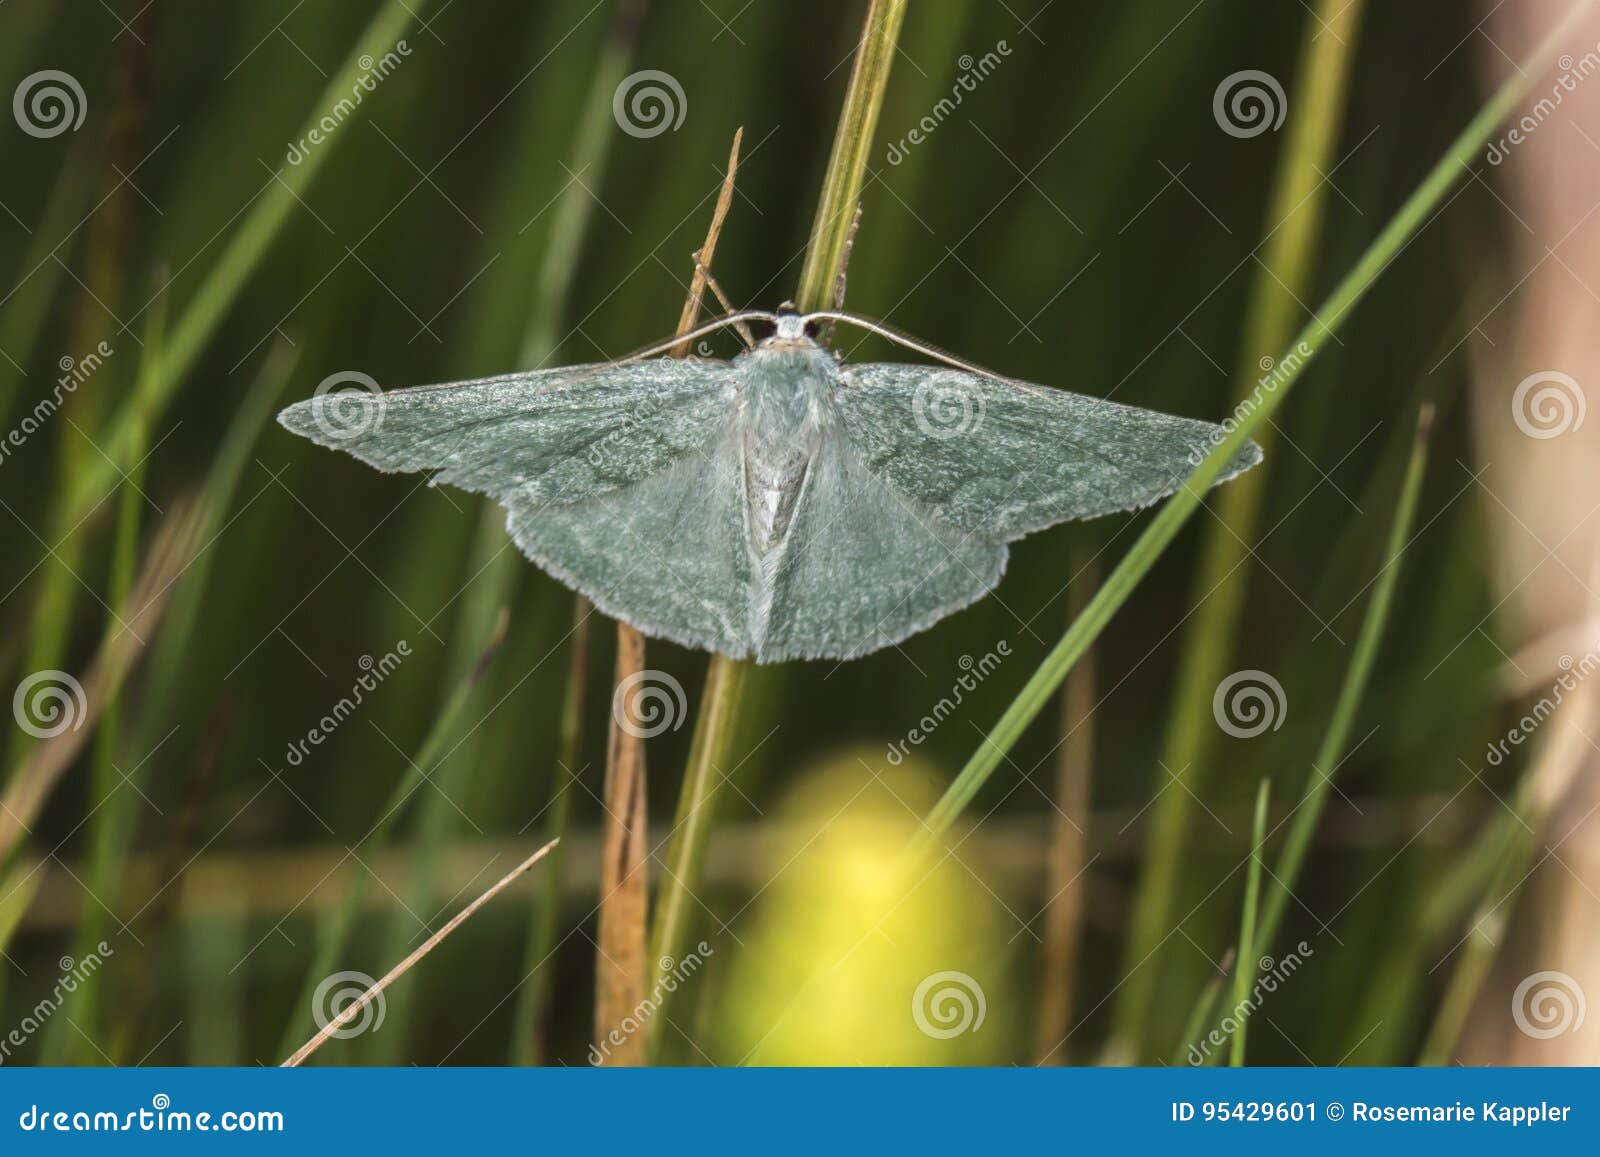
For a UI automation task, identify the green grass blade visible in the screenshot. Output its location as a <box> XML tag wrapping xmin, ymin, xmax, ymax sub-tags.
<box><xmin>1170</xmin><ymin>948</ymin><xmax>1234</xmax><ymax>1066</ymax></box>
<box><xmin>913</xmin><ymin>0</ymin><xmax>1593</xmax><ymax>861</ymax></box>
<box><xmin>64</xmin><ymin>0</ymin><xmax>431</xmax><ymax>529</ymax></box>
<box><xmin>0</xmin><ymin>148</ymin><xmax>92</xmax><ymax>424</ymax></box>
<box><xmin>1184</xmin><ymin>404</ymin><xmax>1435</xmax><ymax>1067</ymax></box>
<box><xmin>647</xmin><ymin>650</ymin><xmax>748</xmax><ymax>995</ymax></box>
<box><xmin>1256</xmin><ymin>406</ymin><xmax>1435</xmax><ymax>953</ymax></box>
<box><xmin>136</xmin><ymin>341</ymin><xmax>300</xmax><ymax>734</ymax></box>
<box><xmin>1229</xmin><ymin>778</ymin><xmax>1270</xmax><ymax>1066</ymax></box>
<box><xmin>1417</xmin><ymin>728</ymin><xmax>1576</xmax><ymax>1063</ymax></box>
<box><xmin>1116</xmin><ymin>0</ymin><xmax>1367</xmax><ymax>1051</ymax></box>
<box><xmin>794</xmin><ymin>0</ymin><xmax>908</xmax><ymax>315</ymax></box>
<box><xmin>40</xmin><ymin>295</ymin><xmax>164</xmax><ymax>1065</ymax></box>
<box><xmin>0</xmin><ymin>857</ymin><xmax>44</xmax><ymax>965</ymax></box>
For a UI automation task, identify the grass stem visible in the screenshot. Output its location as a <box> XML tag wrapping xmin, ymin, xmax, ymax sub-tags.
<box><xmin>1229</xmin><ymin>778</ymin><xmax>1270</xmax><ymax>1066</ymax></box>
<box><xmin>1116</xmin><ymin>0</ymin><xmax>1367</xmax><ymax>1050</ymax></box>
<box><xmin>913</xmin><ymin>0</ymin><xmax>1593</xmax><ymax>862</ymax></box>
<box><xmin>1256</xmin><ymin>406</ymin><xmax>1435</xmax><ymax>953</ymax></box>
<box><xmin>639</xmin><ymin>129</ymin><xmax>748</xmax><ymax>1056</ymax></box>
<box><xmin>795</xmin><ymin>0</ymin><xmax>907</xmax><ymax>313</ymax></box>
<box><xmin>645</xmin><ymin>0</ymin><xmax>909</xmax><ymax>1056</ymax></box>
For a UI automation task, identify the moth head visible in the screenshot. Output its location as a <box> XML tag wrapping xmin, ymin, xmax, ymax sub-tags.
<box><xmin>773</xmin><ymin>301</ymin><xmax>807</xmax><ymax>342</ymax></box>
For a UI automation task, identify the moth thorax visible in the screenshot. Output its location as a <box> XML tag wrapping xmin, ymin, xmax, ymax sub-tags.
<box><xmin>742</xmin><ymin>348</ymin><xmax>827</xmax><ymax>556</ymax></box>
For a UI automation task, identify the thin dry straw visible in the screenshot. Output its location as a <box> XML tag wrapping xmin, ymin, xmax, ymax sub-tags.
<box><xmin>645</xmin><ymin>131</ymin><xmax>751</xmax><ymax>1036</ymax></box>
<box><xmin>281</xmin><ymin>838</ymin><xmax>559</xmax><ymax>1068</ymax></box>
<box><xmin>600</xmin><ymin>129</ymin><xmax>748</xmax><ymax>1065</ymax></box>
<box><xmin>646</xmin><ymin>0</ymin><xmax>910</xmax><ymax>1051</ymax></box>
<box><xmin>1034</xmin><ymin>556</ymin><xmax>1098</xmax><ymax>1066</ymax></box>
<box><xmin>0</xmin><ymin>500</ymin><xmax>204</xmax><ymax>866</ymax></box>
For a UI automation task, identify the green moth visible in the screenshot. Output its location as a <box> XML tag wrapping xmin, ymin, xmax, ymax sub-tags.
<box><xmin>278</xmin><ymin>307</ymin><xmax>1260</xmax><ymax>662</ymax></box>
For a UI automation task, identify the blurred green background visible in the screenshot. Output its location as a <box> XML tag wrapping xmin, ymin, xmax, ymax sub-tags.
<box><xmin>0</xmin><ymin>0</ymin><xmax>1549</xmax><ymax>1067</ymax></box>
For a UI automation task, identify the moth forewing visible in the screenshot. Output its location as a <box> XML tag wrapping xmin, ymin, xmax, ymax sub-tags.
<box><xmin>277</xmin><ymin>307</ymin><xmax>1261</xmax><ymax>661</ymax></box>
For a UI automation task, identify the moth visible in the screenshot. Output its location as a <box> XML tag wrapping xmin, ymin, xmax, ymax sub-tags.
<box><xmin>278</xmin><ymin>306</ymin><xmax>1260</xmax><ymax>662</ymax></box>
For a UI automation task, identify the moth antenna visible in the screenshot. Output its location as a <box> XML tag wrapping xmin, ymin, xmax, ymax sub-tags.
<box><xmin>690</xmin><ymin>254</ymin><xmax>758</xmax><ymax>349</ymax></box>
<box><xmin>803</xmin><ymin>310</ymin><xmax>1051</xmax><ymax>397</ymax></box>
<box><xmin>613</xmin><ymin>310</ymin><xmax>779</xmax><ymax>365</ymax></box>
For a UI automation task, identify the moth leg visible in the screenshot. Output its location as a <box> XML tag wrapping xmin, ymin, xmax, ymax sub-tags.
<box><xmin>691</xmin><ymin>252</ymin><xmax>757</xmax><ymax>350</ymax></box>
